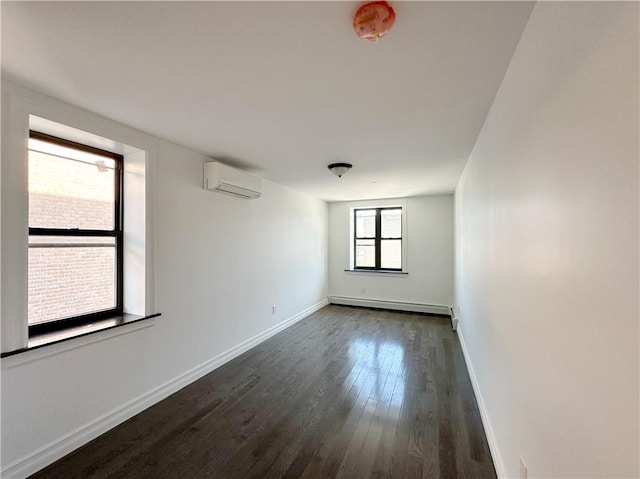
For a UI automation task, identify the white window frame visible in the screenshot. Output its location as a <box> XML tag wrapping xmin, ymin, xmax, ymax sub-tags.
<box><xmin>347</xmin><ymin>199</ymin><xmax>408</xmax><ymax>274</ymax></box>
<box><xmin>0</xmin><ymin>83</ymin><xmax>155</xmax><ymax>355</ymax></box>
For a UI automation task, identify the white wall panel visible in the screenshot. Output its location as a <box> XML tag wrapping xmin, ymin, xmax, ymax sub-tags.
<box><xmin>1</xmin><ymin>82</ymin><xmax>328</xmax><ymax>475</ymax></box>
<box><xmin>454</xmin><ymin>3</ymin><xmax>639</xmax><ymax>477</ymax></box>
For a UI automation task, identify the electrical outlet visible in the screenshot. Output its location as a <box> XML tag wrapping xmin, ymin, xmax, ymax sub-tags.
<box><xmin>272</xmin><ymin>305</ymin><xmax>277</xmax><ymax>315</ymax></box>
<box><xmin>520</xmin><ymin>457</ymin><xmax>528</xmax><ymax>479</ymax></box>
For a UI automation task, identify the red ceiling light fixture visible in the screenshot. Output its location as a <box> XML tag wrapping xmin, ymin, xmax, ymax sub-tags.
<box><xmin>352</xmin><ymin>1</ymin><xmax>396</xmax><ymax>42</ymax></box>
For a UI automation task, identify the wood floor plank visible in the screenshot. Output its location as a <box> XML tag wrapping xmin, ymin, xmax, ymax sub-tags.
<box><xmin>29</xmin><ymin>305</ymin><xmax>496</xmax><ymax>479</ymax></box>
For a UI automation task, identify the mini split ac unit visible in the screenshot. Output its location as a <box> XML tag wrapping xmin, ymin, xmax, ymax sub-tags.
<box><xmin>203</xmin><ymin>161</ymin><xmax>262</xmax><ymax>199</ymax></box>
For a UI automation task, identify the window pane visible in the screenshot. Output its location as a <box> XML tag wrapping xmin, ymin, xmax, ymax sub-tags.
<box><xmin>381</xmin><ymin>208</ymin><xmax>402</xmax><ymax>238</ymax></box>
<box><xmin>355</xmin><ymin>209</ymin><xmax>376</xmax><ymax>238</ymax></box>
<box><xmin>28</xmin><ymin>236</ymin><xmax>116</xmax><ymax>324</ymax></box>
<box><xmin>381</xmin><ymin>239</ymin><xmax>402</xmax><ymax>269</ymax></box>
<box><xmin>28</xmin><ymin>142</ymin><xmax>115</xmax><ymax>230</ymax></box>
<box><xmin>355</xmin><ymin>239</ymin><xmax>375</xmax><ymax>267</ymax></box>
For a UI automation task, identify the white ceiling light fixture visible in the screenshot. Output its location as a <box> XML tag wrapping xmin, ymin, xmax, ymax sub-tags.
<box><xmin>328</xmin><ymin>163</ymin><xmax>352</xmax><ymax>178</ymax></box>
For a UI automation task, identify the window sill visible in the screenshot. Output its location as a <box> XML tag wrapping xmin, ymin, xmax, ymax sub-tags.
<box><xmin>344</xmin><ymin>269</ymin><xmax>408</xmax><ymax>276</ymax></box>
<box><xmin>0</xmin><ymin>312</ymin><xmax>160</xmax><ymax>360</ymax></box>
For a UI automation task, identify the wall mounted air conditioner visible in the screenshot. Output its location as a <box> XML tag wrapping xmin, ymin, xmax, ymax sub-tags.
<box><xmin>204</xmin><ymin>161</ymin><xmax>262</xmax><ymax>199</ymax></box>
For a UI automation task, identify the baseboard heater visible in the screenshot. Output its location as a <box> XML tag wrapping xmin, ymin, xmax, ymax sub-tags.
<box><xmin>329</xmin><ymin>296</ymin><xmax>450</xmax><ymax>316</ymax></box>
<box><xmin>450</xmin><ymin>306</ymin><xmax>458</xmax><ymax>330</ymax></box>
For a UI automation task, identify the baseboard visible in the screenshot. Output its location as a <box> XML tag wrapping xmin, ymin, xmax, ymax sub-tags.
<box><xmin>0</xmin><ymin>298</ymin><xmax>328</xmax><ymax>479</ymax></box>
<box><xmin>456</xmin><ymin>324</ymin><xmax>505</xmax><ymax>478</ymax></box>
<box><xmin>329</xmin><ymin>295</ymin><xmax>450</xmax><ymax>316</ymax></box>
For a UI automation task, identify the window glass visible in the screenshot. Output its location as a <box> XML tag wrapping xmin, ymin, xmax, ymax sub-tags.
<box><xmin>381</xmin><ymin>239</ymin><xmax>402</xmax><ymax>269</ymax></box>
<box><xmin>27</xmin><ymin>132</ymin><xmax>122</xmax><ymax>328</ymax></box>
<box><xmin>28</xmin><ymin>143</ymin><xmax>115</xmax><ymax>230</ymax></box>
<box><xmin>353</xmin><ymin>206</ymin><xmax>403</xmax><ymax>271</ymax></box>
<box><xmin>355</xmin><ymin>209</ymin><xmax>376</xmax><ymax>238</ymax></box>
<box><xmin>355</xmin><ymin>239</ymin><xmax>375</xmax><ymax>267</ymax></box>
<box><xmin>381</xmin><ymin>208</ymin><xmax>402</xmax><ymax>238</ymax></box>
<box><xmin>28</xmin><ymin>236</ymin><xmax>116</xmax><ymax>324</ymax></box>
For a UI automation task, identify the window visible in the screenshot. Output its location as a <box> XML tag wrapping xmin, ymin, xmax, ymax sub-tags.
<box><xmin>28</xmin><ymin>131</ymin><xmax>124</xmax><ymax>335</ymax></box>
<box><xmin>353</xmin><ymin>207</ymin><xmax>402</xmax><ymax>270</ymax></box>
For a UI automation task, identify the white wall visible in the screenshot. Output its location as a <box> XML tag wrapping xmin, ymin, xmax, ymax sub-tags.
<box><xmin>454</xmin><ymin>3</ymin><xmax>639</xmax><ymax>478</ymax></box>
<box><xmin>329</xmin><ymin>195</ymin><xmax>453</xmax><ymax>310</ymax></box>
<box><xmin>0</xmin><ymin>82</ymin><xmax>329</xmax><ymax>476</ymax></box>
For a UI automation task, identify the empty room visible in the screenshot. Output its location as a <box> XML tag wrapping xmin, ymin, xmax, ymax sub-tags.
<box><xmin>1</xmin><ymin>2</ymin><xmax>638</xmax><ymax>478</ymax></box>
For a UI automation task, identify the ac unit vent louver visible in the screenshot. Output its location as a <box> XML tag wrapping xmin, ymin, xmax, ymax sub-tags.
<box><xmin>204</xmin><ymin>161</ymin><xmax>262</xmax><ymax>200</ymax></box>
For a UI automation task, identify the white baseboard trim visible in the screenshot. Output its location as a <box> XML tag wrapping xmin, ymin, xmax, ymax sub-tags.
<box><xmin>456</xmin><ymin>324</ymin><xmax>505</xmax><ymax>479</ymax></box>
<box><xmin>1</xmin><ymin>298</ymin><xmax>329</xmax><ymax>479</ymax></box>
<box><xmin>329</xmin><ymin>296</ymin><xmax>450</xmax><ymax>316</ymax></box>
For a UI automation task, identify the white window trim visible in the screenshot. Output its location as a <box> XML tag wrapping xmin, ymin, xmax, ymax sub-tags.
<box><xmin>29</xmin><ymin>115</ymin><xmax>149</xmax><ymax>319</ymax></box>
<box><xmin>1</xmin><ymin>81</ymin><xmax>156</xmax><ymax>354</ymax></box>
<box><xmin>347</xmin><ymin>198</ymin><xmax>408</xmax><ymax>273</ymax></box>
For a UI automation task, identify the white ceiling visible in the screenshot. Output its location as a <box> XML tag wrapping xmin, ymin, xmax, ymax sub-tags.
<box><xmin>1</xmin><ymin>1</ymin><xmax>534</xmax><ymax>202</ymax></box>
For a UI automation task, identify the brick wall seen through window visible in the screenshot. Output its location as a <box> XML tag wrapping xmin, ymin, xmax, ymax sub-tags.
<box><xmin>28</xmin><ymin>137</ymin><xmax>120</xmax><ymax>325</ymax></box>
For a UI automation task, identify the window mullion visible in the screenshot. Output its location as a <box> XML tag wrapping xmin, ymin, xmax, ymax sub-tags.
<box><xmin>29</xmin><ymin>228</ymin><xmax>119</xmax><ymax>237</ymax></box>
<box><xmin>115</xmin><ymin>157</ymin><xmax>124</xmax><ymax>310</ymax></box>
<box><xmin>375</xmin><ymin>208</ymin><xmax>382</xmax><ymax>269</ymax></box>
<box><xmin>353</xmin><ymin>209</ymin><xmax>357</xmax><ymax>269</ymax></box>
<box><xmin>30</xmin><ymin>131</ymin><xmax>122</xmax><ymax>161</ymax></box>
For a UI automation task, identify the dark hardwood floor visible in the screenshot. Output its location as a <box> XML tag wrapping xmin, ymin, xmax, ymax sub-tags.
<box><xmin>29</xmin><ymin>305</ymin><xmax>496</xmax><ymax>479</ymax></box>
